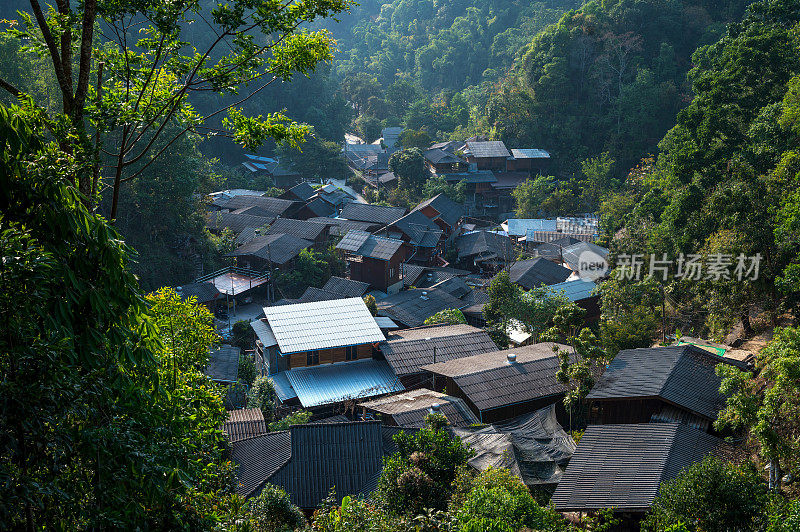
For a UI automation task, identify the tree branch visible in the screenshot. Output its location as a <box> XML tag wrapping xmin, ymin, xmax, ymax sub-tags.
<box><xmin>0</xmin><ymin>77</ymin><xmax>22</xmax><ymax>97</ymax></box>
<box><xmin>28</xmin><ymin>0</ymin><xmax>72</xmax><ymax>113</ymax></box>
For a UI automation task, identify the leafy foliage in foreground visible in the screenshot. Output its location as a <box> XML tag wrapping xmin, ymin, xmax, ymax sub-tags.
<box><xmin>0</xmin><ymin>104</ymin><xmax>236</xmax><ymax>528</ymax></box>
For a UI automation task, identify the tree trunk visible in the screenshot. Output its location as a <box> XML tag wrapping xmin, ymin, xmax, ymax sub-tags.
<box><xmin>741</xmin><ymin>308</ymin><xmax>753</xmax><ymax>337</ymax></box>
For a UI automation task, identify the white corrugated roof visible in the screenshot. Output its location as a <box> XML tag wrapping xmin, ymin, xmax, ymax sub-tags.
<box><xmin>263</xmin><ymin>297</ymin><xmax>386</xmax><ymax>354</ymax></box>
<box><xmin>251</xmin><ymin>319</ymin><xmax>277</xmax><ymax>348</ymax></box>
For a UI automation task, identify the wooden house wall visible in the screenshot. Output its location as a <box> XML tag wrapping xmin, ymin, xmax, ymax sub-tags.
<box><xmin>285</xmin><ymin>343</ymin><xmax>372</xmax><ymax>370</ymax></box>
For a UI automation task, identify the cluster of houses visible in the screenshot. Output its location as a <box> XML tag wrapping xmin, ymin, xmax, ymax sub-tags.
<box><xmin>172</xmin><ymin>135</ymin><xmax>763</xmax><ymax>525</ymax></box>
<box><xmin>344</xmin><ymin>129</ymin><xmax>551</xmax><ymax>219</ymax></box>
<box><xmin>185</xmin><ymin>177</ymin><xmax>758</xmax><ymax>526</ymax></box>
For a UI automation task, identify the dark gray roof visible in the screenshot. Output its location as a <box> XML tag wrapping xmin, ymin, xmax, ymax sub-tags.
<box><xmin>206</xmin><ymin>211</ymin><xmax>274</xmax><ymax>234</ymax></box>
<box><xmin>296</xmin><ymin>287</ymin><xmax>347</xmax><ymax>303</ymax></box>
<box><xmin>381</xmin><ymin>324</ymin><xmax>498</xmax><ymax>377</ymax></box>
<box><xmin>428</xmin><ymin>276</ymin><xmax>471</xmax><ymax>298</ymax></box>
<box><xmin>505</xmin><ymin>258</ymin><xmax>572</xmax><ymax>289</ymax></box>
<box><xmin>400</xmin><ymin>265</ymin><xmax>470</xmax><ymax>288</ymax></box>
<box><xmin>205</xmin><ymin>345</ymin><xmax>240</xmax><ymax>383</ymax></box>
<box><xmin>360</xmin><ymin>389</ymin><xmax>479</xmax><ymax>428</ymax></box>
<box><xmin>217</xmin><ymin>195</ymin><xmax>300</xmax><ymax>217</ymax></box>
<box><xmin>551</xmin><ymin>423</ymin><xmax>723</xmax><ymax>512</ymax></box>
<box><xmin>378</xmin><ymin>171</ymin><xmax>397</xmax><ymax>184</ymax></box>
<box><xmin>302</xmin><ymin>197</ymin><xmax>337</xmax><ymax>217</ymax></box>
<box><xmin>457</xmin><ymin>231</ymin><xmax>514</xmax><ymax>263</ymax></box>
<box><xmin>465</xmin><ymin>140</ymin><xmax>510</xmax><ymax>158</ymax></box>
<box><xmin>548</xmin><ymin>236</ymin><xmax>582</xmax><ymax>247</ymax></box>
<box><xmin>413</xmin><ymin>193</ymin><xmax>464</xmax><ymax>229</ymax></box>
<box><xmin>280</xmin><ymin>182</ymin><xmax>316</xmax><ymax>202</ymax></box>
<box><xmin>265</xmin><ymin>218</ymin><xmax>330</xmax><ymax>241</ymax></box>
<box><xmin>384</xmin><ymin>211</ymin><xmax>443</xmax><ymax>247</ymax></box>
<box><xmin>231</xmin><ymin>430</ymin><xmax>292</xmax><ymax>497</ymax></box>
<box><xmin>229</xmin><ymin>234</ymin><xmax>312</xmax><ymax>265</ymax></box>
<box><xmin>424</xmin><ymin>148</ymin><xmax>462</xmax><ymax>165</ymax></box>
<box><xmin>336</xmin><ymin>230</ymin><xmax>405</xmax><ymax>261</ymax></box>
<box><xmin>422</xmin><ymin>343</ymin><xmax>572</xmax><ymax>413</ymax></box>
<box><xmin>429</xmin><ymin>140</ymin><xmax>462</xmax><ymax>153</ymax></box>
<box><xmin>265</xmin><ymin>422</ymin><xmax>392</xmax><ymax>508</ymax></box>
<box><xmin>322</xmin><ymin>276</ymin><xmax>370</xmax><ymax>297</ymax></box>
<box><xmin>177</xmin><ymin>281</ymin><xmax>222</xmax><ymax>304</ymax></box>
<box><xmin>225</xmin><ymin>408</ymin><xmax>268</xmax><ymax>443</ymax></box>
<box><xmin>308</xmin><ymin>217</ymin><xmax>381</xmax><ymax>236</ymax></box>
<box><xmin>587</xmin><ymin>345</ymin><xmax>736</xmax><ymax>420</ymax></box>
<box><xmin>443</xmin><ymin>170</ymin><xmax>497</xmax><ymax>184</ymax></box>
<box><xmin>339</xmin><ymin>202</ymin><xmax>406</xmax><ymax>226</ymax></box>
<box><xmin>561</xmin><ymin>242</ymin><xmax>610</xmax><ymax>271</ymax></box>
<box><xmin>376</xmin><ymin>288</ymin><xmax>466</xmax><ymax>328</ymax></box>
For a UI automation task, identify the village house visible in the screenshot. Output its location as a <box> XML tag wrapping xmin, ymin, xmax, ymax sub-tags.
<box><xmin>379</xmin><ymin>323</ymin><xmax>498</xmax><ymax>388</ymax></box>
<box><xmin>279</xmin><ymin>182</ymin><xmax>316</xmax><ymax>202</ymax></box>
<box><xmin>455</xmin><ymin>230</ymin><xmax>515</xmax><ymax>272</ymax></box>
<box><xmin>503</xmin><ymin>257</ymin><xmax>574</xmax><ymax>290</ymax></box>
<box><xmin>506</xmin><ymin>148</ymin><xmax>551</xmax><ymax>173</ymax></box>
<box><xmin>263</xmin><ymin>218</ymin><xmax>332</xmax><ymax>248</ymax></box>
<box><xmin>294</xmin><ymin>197</ymin><xmax>337</xmax><ymax>219</ymax></box>
<box><xmin>421</xmin><ymin>343</ymin><xmax>573</xmax><ymax>424</ymax></box>
<box><xmin>586</xmin><ymin>345</ymin><xmax>747</xmax><ymax>432</ymax></box>
<box><xmin>410</xmin><ymin>193</ymin><xmax>464</xmax><ymax>239</ymax></box>
<box><xmin>205</xmin><ymin>345</ymin><xmax>240</xmax><ymax>386</ymax></box>
<box><xmin>228</xmin><ymin>233</ymin><xmax>312</xmax><ymax>271</ymax></box>
<box><xmin>359</xmin><ymin>388</ymin><xmax>479</xmax><ymax>428</ymax></box>
<box><xmin>231</xmin><ymin>421</ymin><xmax>413</xmax><ymax>508</ymax></box>
<box><xmin>424</xmin><ymin>148</ymin><xmax>468</xmax><ymax>174</ymax></box>
<box><xmin>249</xmin><ymin>298</ymin><xmax>402</xmax><ymax>410</ymax></box>
<box><xmin>210</xmin><ymin>194</ymin><xmax>303</xmax><ymax>220</ymax></box>
<box><xmin>336</xmin><ymin>230</ymin><xmax>409</xmax><ymax>294</ymax></box>
<box><xmin>375</xmin><ymin>287</ymin><xmax>466</xmax><ymax>329</ymax></box>
<box><xmin>463</xmin><ymin>140</ymin><xmax>511</xmax><ymax>171</ymax></box>
<box><xmin>547</xmin><ymin>279</ymin><xmax>601</xmax><ymax>322</ymax></box>
<box><xmin>241</xmin><ymin>154</ymin><xmax>303</xmax><ymax>188</ymax></box>
<box><xmin>376</xmin><ymin>210</ymin><xmax>444</xmax><ymax>264</ymax></box>
<box><xmin>551</xmin><ymin>423</ymin><xmax>725</xmax><ymax>522</ymax></box>
<box><xmin>339</xmin><ymin>202</ymin><xmax>407</xmax><ymax>228</ymax></box>
<box><xmin>205</xmin><ymin>211</ymin><xmax>274</xmax><ymax>237</ymax></box>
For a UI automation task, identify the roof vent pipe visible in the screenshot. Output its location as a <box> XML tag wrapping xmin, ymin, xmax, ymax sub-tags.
<box><xmin>507</xmin><ymin>353</ymin><xmax>517</xmax><ymax>364</ymax></box>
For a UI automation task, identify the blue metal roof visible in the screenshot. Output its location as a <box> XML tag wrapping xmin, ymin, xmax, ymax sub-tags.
<box><xmin>546</xmin><ymin>280</ymin><xmax>597</xmax><ymax>302</ymax></box>
<box><xmin>284</xmin><ymin>359</ymin><xmax>404</xmax><ymax>408</ymax></box>
<box><xmin>271</xmin><ymin>372</ymin><xmax>298</xmax><ymax>402</ymax></box>
<box><xmin>505</xmin><ymin>218</ymin><xmax>558</xmax><ymax>237</ymax></box>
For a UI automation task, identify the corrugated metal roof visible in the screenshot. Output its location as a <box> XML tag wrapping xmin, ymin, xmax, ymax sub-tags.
<box><xmin>251</xmin><ymin>319</ymin><xmax>277</xmax><ymax>348</ymax></box>
<box><xmin>546</xmin><ymin>279</ymin><xmax>597</xmax><ymax>302</ymax></box>
<box><xmin>504</xmin><ymin>218</ymin><xmax>558</xmax><ymax>237</ymax></box>
<box><xmin>271</xmin><ymin>372</ymin><xmax>297</xmax><ymax>402</ymax></box>
<box><xmin>206</xmin><ymin>211</ymin><xmax>275</xmax><ymax>234</ymax></box>
<box><xmin>384</xmin><ymin>211</ymin><xmax>443</xmax><ymax>247</ymax></box>
<box><xmin>263</xmin><ymin>297</ymin><xmax>385</xmax><ymax>354</ymax></box>
<box><xmin>225</xmin><ymin>408</ymin><xmax>268</xmax><ymax>443</ymax></box>
<box><xmin>206</xmin><ymin>346</ymin><xmax>240</xmax><ymax>383</ymax></box>
<box><xmin>465</xmin><ymin>140</ymin><xmax>510</xmax><ymax>158</ymax></box>
<box><xmin>412</xmin><ymin>193</ymin><xmax>464</xmax><ymax>229</ymax></box>
<box><xmin>231</xmin><ymin>430</ymin><xmax>291</xmax><ymax>497</ymax></box>
<box><xmin>586</xmin><ymin>345</ymin><xmax>735</xmax><ymax>420</ymax></box>
<box><xmin>505</xmin><ymin>258</ymin><xmax>572</xmax><ymax>289</ymax></box>
<box><xmin>285</xmin><ymin>359</ymin><xmax>404</xmax><ymax>408</ymax></box>
<box><xmin>551</xmin><ymin>423</ymin><xmax>723</xmax><ymax>512</ymax></box>
<box><xmin>339</xmin><ymin>202</ymin><xmax>406</xmax><ymax>225</ymax></box>
<box><xmin>561</xmin><ymin>242</ymin><xmax>610</xmax><ymax>270</ymax></box>
<box><xmin>360</xmin><ymin>388</ymin><xmax>479</xmax><ymax>428</ymax></box>
<box><xmin>267</xmin><ymin>421</ymin><xmax>389</xmax><ymax>508</ymax></box>
<box><xmin>376</xmin><ymin>288</ymin><xmax>466</xmax><ymax>328</ymax></box>
<box><xmin>510</xmin><ymin>148</ymin><xmax>550</xmax><ymax>159</ymax></box>
<box><xmin>265</xmin><ymin>218</ymin><xmax>330</xmax><ymax>241</ymax></box>
<box><xmin>322</xmin><ymin>276</ymin><xmax>370</xmax><ymax>298</ymax></box>
<box><xmin>374</xmin><ymin>316</ymin><xmax>399</xmax><ymax>329</ymax></box>
<box><xmin>229</xmin><ymin>233</ymin><xmax>312</xmax><ymax>265</ymax></box>
<box><xmin>336</xmin><ymin>230</ymin><xmax>405</xmax><ymax>260</ymax></box>
<box><xmin>381</xmin><ymin>324</ymin><xmax>497</xmax><ymax>377</ymax></box>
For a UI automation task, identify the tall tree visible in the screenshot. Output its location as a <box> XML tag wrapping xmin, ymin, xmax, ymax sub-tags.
<box><xmin>1</xmin><ymin>0</ymin><xmax>350</xmax><ymax>219</ymax></box>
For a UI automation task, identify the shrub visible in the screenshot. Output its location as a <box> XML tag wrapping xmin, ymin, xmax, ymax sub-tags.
<box><xmin>268</xmin><ymin>410</ymin><xmax>312</xmax><ymax>431</ymax></box>
<box><xmin>247</xmin><ymin>376</ymin><xmax>276</xmax><ymax>423</ymax></box>
<box><xmin>245</xmin><ymin>484</ymin><xmax>305</xmax><ymax>531</ymax></box>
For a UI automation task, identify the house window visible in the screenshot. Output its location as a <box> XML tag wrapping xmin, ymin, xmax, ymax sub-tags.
<box><xmin>306</xmin><ymin>350</ymin><xmax>319</xmax><ymax>366</ymax></box>
<box><xmin>345</xmin><ymin>345</ymin><xmax>358</xmax><ymax>361</ymax></box>
<box><xmin>388</xmin><ymin>267</ymin><xmax>395</xmax><ymax>278</ymax></box>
